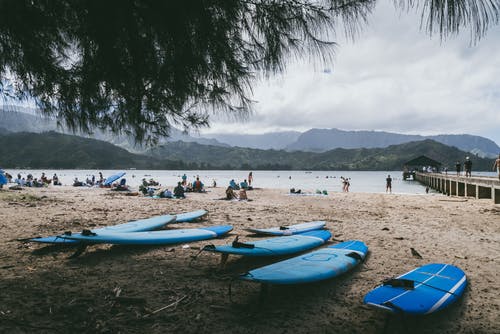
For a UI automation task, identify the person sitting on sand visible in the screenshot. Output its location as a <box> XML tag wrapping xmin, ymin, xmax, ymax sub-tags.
<box><xmin>40</xmin><ymin>173</ymin><xmax>50</xmax><ymax>184</ymax></box>
<box><xmin>139</xmin><ymin>180</ymin><xmax>149</xmax><ymax>195</ymax></box>
<box><xmin>19</xmin><ymin>177</ymin><xmax>26</xmax><ymax>186</ymax></box>
<box><xmin>226</xmin><ymin>186</ymin><xmax>237</xmax><ymax>200</ymax></box>
<box><xmin>290</xmin><ymin>188</ymin><xmax>301</xmax><ymax>194</ymax></box>
<box><xmin>238</xmin><ymin>189</ymin><xmax>248</xmax><ymax>200</ymax></box>
<box><xmin>159</xmin><ymin>188</ymin><xmax>173</xmax><ymax>198</ymax></box>
<box><xmin>240</xmin><ymin>179</ymin><xmax>249</xmax><ymax>189</ymax></box>
<box><xmin>73</xmin><ymin>178</ymin><xmax>84</xmax><ymax>187</ymax></box>
<box><xmin>113</xmin><ymin>178</ymin><xmax>129</xmax><ymax>191</ymax></box>
<box><xmin>229</xmin><ymin>179</ymin><xmax>239</xmax><ymax>190</ymax></box>
<box><xmin>52</xmin><ymin>174</ymin><xmax>61</xmax><ymax>186</ymax></box>
<box><xmin>174</xmin><ymin>182</ymin><xmax>185</xmax><ymax>198</ymax></box>
<box><xmin>26</xmin><ymin>174</ymin><xmax>34</xmax><ymax>187</ymax></box>
<box><xmin>33</xmin><ymin>178</ymin><xmax>44</xmax><ymax>187</ymax></box>
<box><xmin>193</xmin><ymin>177</ymin><xmax>204</xmax><ymax>192</ymax></box>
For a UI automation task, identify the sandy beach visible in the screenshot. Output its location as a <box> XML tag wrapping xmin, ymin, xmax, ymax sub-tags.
<box><xmin>0</xmin><ymin>185</ymin><xmax>499</xmax><ymax>333</ymax></box>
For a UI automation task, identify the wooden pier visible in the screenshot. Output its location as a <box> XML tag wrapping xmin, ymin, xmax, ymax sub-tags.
<box><xmin>414</xmin><ymin>172</ymin><xmax>500</xmax><ymax>204</ymax></box>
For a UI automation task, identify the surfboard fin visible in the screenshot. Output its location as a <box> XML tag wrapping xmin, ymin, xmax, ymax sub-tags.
<box><xmin>346</xmin><ymin>252</ymin><xmax>363</xmax><ymax>261</ymax></box>
<box><xmin>231</xmin><ymin>236</ymin><xmax>255</xmax><ymax>249</ymax></box>
<box><xmin>232</xmin><ymin>241</ymin><xmax>255</xmax><ymax>249</ymax></box>
<box><xmin>383</xmin><ymin>278</ymin><xmax>415</xmax><ymax>290</ymax></box>
<box><xmin>202</xmin><ymin>244</ymin><xmax>216</xmax><ymax>251</ymax></box>
<box><xmin>81</xmin><ymin>229</ymin><xmax>97</xmax><ymax>236</ymax></box>
<box><xmin>382</xmin><ymin>301</ymin><xmax>404</xmax><ymax>313</ymax></box>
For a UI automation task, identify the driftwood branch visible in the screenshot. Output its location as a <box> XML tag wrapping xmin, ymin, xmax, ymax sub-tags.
<box><xmin>143</xmin><ymin>295</ymin><xmax>187</xmax><ymax>318</ymax></box>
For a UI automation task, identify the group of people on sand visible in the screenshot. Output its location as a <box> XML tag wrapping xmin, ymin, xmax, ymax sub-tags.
<box><xmin>224</xmin><ymin>172</ymin><xmax>253</xmax><ymax>200</ymax></box>
<box><xmin>140</xmin><ymin>174</ymin><xmax>210</xmax><ymax>199</ymax></box>
<box><xmin>11</xmin><ymin>172</ymin><xmax>61</xmax><ymax>188</ymax></box>
<box><xmin>73</xmin><ymin>172</ymin><xmax>106</xmax><ymax>187</ymax></box>
<box><xmin>180</xmin><ymin>174</ymin><xmax>208</xmax><ymax>192</ymax></box>
<box><xmin>150</xmin><ymin>181</ymin><xmax>188</xmax><ymax>199</ymax></box>
<box><xmin>225</xmin><ymin>185</ymin><xmax>248</xmax><ymax>200</ymax></box>
<box><xmin>228</xmin><ymin>173</ymin><xmax>254</xmax><ymax>191</ymax></box>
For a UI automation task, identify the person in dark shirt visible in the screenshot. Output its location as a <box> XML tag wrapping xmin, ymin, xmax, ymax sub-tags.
<box><xmin>464</xmin><ymin>157</ymin><xmax>472</xmax><ymax>177</ymax></box>
<box><xmin>455</xmin><ymin>161</ymin><xmax>461</xmax><ymax>176</ymax></box>
<box><xmin>386</xmin><ymin>175</ymin><xmax>392</xmax><ymax>193</ymax></box>
<box><xmin>174</xmin><ymin>182</ymin><xmax>185</xmax><ymax>198</ymax></box>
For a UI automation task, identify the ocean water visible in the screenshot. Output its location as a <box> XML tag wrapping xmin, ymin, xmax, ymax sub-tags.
<box><xmin>5</xmin><ymin>169</ymin><xmax>497</xmax><ymax>194</ymax></box>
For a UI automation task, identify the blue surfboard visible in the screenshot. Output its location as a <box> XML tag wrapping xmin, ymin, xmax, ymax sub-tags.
<box><xmin>240</xmin><ymin>240</ymin><xmax>368</xmax><ymax>284</ymax></box>
<box><xmin>30</xmin><ymin>214</ymin><xmax>177</xmax><ymax>244</ymax></box>
<box><xmin>245</xmin><ymin>221</ymin><xmax>326</xmax><ymax>236</ymax></box>
<box><xmin>103</xmin><ymin>172</ymin><xmax>126</xmax><ymax>186</ymax></box>
<box><xmin>63</xmin><ymin>225</ymin><xmax>233</xmax><ymax>245</ymax></box>
<box><xmin>363</xmin><ymin>263</ymin><xmax>467</xmax><ymax>315</ymax></box>
<box><xmin>174</xmin><ymin>210</ymin><xmax>208</xmax><ymax>223</ymax></box>
<box><xmin>204</xmin><ymin>230</ymin><xmax>331</xmax><ymax>257</ymax></box>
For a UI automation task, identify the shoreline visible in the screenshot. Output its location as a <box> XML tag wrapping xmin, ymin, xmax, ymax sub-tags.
<box><xmin>0</xmin><ymin>186</ymin><xmax>499</xmax><ymax>333</ymax></box>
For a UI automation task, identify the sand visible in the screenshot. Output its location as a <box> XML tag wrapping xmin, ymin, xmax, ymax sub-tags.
<box><xmin>0</xmin><ymin>185</ymin><xmax>499</xmax><ymax>333</ymax></box>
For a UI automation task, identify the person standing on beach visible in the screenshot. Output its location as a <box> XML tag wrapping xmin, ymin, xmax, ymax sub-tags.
<box><xmin>386</xmin><ymin>175</ymin><xmax>392</xmax><ymax>193</ymax></box>
<box><xmin>455</xmin><ymin>161</ymin><xmax>461</xmax><ymax>176</ymax></box>
<box><xmin>493</xmin><ymin>154</ymin><xmax>500</xmax><ymax>180</ymax></box>
<box><xmin>464</xmin><ymin>157</ymin><xmax>472</xmax><ymax>177</ymax></box>
<box><xmin>248</xmin><ymin>172</ymin><xmax>253</xmax><ymax>186</ymax></box>
<box><xmin>182</xmin><ymin>173</ymin><xmax>187</xmax><ymax>186</ymax></box>
<box><xmin>341</xmin><ymin>176</ymin><xmax>347</xmax><ymax>192</ymax></box>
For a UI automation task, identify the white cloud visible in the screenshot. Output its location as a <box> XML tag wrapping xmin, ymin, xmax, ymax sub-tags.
<box><xmin>203</xmin><ymin>0</ymin><xmax>500</xmax><ymax>145</ymax></box>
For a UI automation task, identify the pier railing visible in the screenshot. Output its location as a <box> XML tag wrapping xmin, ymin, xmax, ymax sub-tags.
<box><xmin>414</xmin><ymin>172</ymin><xmax>500</xmax><ymax>204</ymax></box>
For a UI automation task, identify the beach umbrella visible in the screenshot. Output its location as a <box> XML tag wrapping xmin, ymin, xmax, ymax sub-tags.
<box><xmin>0</xmin><ymin>170</ymin><xmax>7</xmax><ymax>185</ymax></box>
<box><xmin>103</xmin><ymin>172</ymin><xmax>126</xmax><ymax>186</ymax></box>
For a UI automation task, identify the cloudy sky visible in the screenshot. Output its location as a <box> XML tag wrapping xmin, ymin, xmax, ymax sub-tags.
<box><xmin>202</xmin><ymin>0</ymin><xmax>500</xmax><ymax>145</ymax></box>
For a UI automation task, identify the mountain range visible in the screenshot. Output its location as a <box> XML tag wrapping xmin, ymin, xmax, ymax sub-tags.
<box><xmin>0</xmin><ymin>131</ymin><xmax>494</xmax><ymax>171</ymax></box>
<box><xmin>1</xmin><ymin>107</ymin><xmax>499</xmax><ymax>157</ymax></box>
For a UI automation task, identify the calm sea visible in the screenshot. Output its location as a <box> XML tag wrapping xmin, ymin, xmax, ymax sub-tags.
<box><xmin>5</xmin><ymin>169</ymin><xmax>497</xmax><ymax>195</ymax></box>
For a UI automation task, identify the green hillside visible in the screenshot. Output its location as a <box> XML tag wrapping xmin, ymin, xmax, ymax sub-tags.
<box><xmin>0</xmin><ymin>132</ymin><xmax>181</xmax><ymax>169</ymax></box>
<box><xmin>0</xmin><ymin>132</ymin><xmax>494</xmax><ymax>171</ymax></box>
<box><xmin>148</xmin><ymin>139</ymin><xmax>494</xmax><ymax>171</ymax></box>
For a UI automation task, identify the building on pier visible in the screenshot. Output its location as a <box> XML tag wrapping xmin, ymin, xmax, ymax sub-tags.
<box><xmin>402</xmin><ymin>156</ymin><xmax>442</xmax><ymax>180</ymax></box>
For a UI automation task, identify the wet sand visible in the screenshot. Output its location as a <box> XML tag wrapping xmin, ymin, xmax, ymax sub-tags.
<box><xmin>0</xmin><ymin>186</ymin><xmax>499</xmax><ymax>333</ymax></box>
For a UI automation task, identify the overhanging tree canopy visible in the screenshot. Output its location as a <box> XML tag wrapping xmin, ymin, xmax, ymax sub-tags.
<box><xmin>0</xmin><ymin>0</ymin><xmax>499</xmax><ymax>143</ymax></box>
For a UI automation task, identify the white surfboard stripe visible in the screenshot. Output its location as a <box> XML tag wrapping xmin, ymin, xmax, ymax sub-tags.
<box><xmin>300</xmin><ymin>235</ymin><xmax>328</xmax><ymax>242</ymax></box>
<box><xmin>337</xmin><ymin>240</ymin><xmax>356</xmax><ymax>249</ymax></box>
<box><xmin>366</xmin><ymin>302</ymin><xmax>395</xmax><ymax>312</ymax></box>
<box><xmin>202</xmin><ymin>229</ymin><xmax>218</xmax><ymax>237</ymax></box>
<box><xmin>425</xmin><ymin>274</ymin><xmax>466</xmax><ymax>314</ymax></box>
<box><xmin>385</xmin><ymin>264</ymin><xmax>449</xmax><ymax>304</ymax></box>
